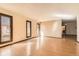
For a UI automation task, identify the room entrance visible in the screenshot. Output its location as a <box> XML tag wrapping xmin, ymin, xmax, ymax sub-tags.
<box><xmin>62</xmin><ymin>18</ymin><xmax>77</xmax><ymax>41</ymax></box>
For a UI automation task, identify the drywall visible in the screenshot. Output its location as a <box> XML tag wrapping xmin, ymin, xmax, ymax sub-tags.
<box><xmin>0</xmin><ymin>7</ymin><xmax>37</xmax><ymax>47</ymax></box>
<box><xmin>63</xmin><ymin>21</ymin><xmax>77</xmax><ymax>35</ymax></box>
<box><xmin>77</xmin><ymin>16</ymin><xmax>79</xmax><ymax>42</ymax></box>
<box><xmin>40</xmin><ymin>20</ymin><xmax>62</xmax><ymax>38</ymax></box>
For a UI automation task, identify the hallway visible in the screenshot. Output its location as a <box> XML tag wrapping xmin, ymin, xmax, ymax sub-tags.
<box><xmin>0</xmin><ymin>36</ymin><xmax>79</xmax><ymax>56</ymax></box>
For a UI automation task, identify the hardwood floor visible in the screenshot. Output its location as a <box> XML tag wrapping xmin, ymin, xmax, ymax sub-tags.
<box><xmin>0</xmin><ymin>36</ymin><xmax>79</xmax><ymax>56</ymax></box>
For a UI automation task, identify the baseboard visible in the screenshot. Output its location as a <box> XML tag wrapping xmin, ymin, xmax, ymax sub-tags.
<box><xmin>0</xmin><ymin>36</ymin><xmax>37</xmax><ymax>48</ymax></box>
<box><xmin>45</xmin><ymin>36</ymin><xmax>62</xmax><ymax>39</ymax></box>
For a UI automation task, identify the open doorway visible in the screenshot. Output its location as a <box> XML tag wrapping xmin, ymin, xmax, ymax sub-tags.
<box><xmin>62</xmin><ymin>18</ymin><xmax>77</xmax><ymax>41</ymax></box>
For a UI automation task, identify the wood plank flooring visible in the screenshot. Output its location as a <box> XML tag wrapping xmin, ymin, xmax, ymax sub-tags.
<box><xmin>0</xmin><ymin>36</ymin><xmax>78</xmax><ymax>56</ymax></box>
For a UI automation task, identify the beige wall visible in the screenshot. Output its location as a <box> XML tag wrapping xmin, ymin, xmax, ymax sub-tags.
<box><xmin>0</xmin><ymin>7</ymin><xmax>37</xmax><ymax>47</ymax></box>
<box><xmin>29</xmin><ymin>18</ymin><xmax>38</xmax><ymax>37</ymax></box>
<box><xmin>77</xmin><ymin>16</ymin><xmax>79</xmax><ymax>42</ymax></box>
<box><xmin>40</xmin><ymin>20</ymin><xmax>62</xmax><ymax>38</ymax></box>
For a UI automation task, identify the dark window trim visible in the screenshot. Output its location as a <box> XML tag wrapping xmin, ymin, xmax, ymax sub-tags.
<box><xmin>26</xmin><ymin>20</ymin><xmax>32</xmax><ymax>38</ymax></box>
<box><xmin>0</xmin><ymin>13</ymin><xmax>13</xmax><ymax>44</ymax></box>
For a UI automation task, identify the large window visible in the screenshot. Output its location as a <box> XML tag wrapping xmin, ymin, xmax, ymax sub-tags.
<box><xmin>0</xmin><ymin>13</ymin><xmax>13</xmax><ymax>44</ymax></box>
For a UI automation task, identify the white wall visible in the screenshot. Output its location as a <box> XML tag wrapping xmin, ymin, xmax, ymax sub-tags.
<box><xmin>40</xmin><ymin>20</ymin><xmax>62</xmax><ymax>38</ymax></box>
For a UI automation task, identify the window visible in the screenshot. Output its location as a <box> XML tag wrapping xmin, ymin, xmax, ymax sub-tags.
<box><xmin>0</xmin><ymin>13</ymin><xmax>13</xmax><ymax>44</ymax></box>
<box><xmin>26</xmin><ymin>20</ymin><xmax>31</xmax><ymax>38</ymax></box>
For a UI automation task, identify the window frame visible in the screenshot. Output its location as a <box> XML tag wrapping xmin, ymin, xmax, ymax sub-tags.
<box><xmin>0</xmin><ymin>13</ymin><xmax>13</xmax><ymax>44</ymax></box>
<box><xmin>26</xmin><ymin>20</ymin><xmax>32</xmax><ymax>38</ymax></box>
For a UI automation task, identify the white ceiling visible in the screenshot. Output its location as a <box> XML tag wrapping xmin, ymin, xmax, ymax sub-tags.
<box><xmin>0</xmin><ymin>3</ymin><xmax>79</xmax><ymax>21</ymax></box>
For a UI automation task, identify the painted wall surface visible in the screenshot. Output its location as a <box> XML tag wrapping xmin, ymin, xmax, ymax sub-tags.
<box><xmin>63</xmin><ymin>21</ymin><xmax>77</xmax><ymax>35</ymax></box>
<box><xmin>0</xmin><ymin>7</ymin><xmax>37</xmax><ymax>47</ymax></box>
<box><xmin>77</xmin><ymin>16</ymin><xmax>79</xmax><ymax>42</ymax></box>
<box><xmin>41</xmin><ymin>20</ymin><xmax>62</xmax><ymax>38</ymax></box>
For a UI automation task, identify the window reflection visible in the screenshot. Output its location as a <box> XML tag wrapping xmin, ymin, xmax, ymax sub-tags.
<box><xmin>0</xmin><ymin>13</ymin><xmax>13</xmax><ymax>44</ymax></box>
<box><xmin>1</xmin><ymin>16</ymin><xmax>11</xmax><ymax>42</ymax></box>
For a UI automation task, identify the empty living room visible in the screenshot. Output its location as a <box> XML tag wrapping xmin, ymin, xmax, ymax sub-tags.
<box><xmin>0</xmin><ymin>2</ymin><xmax>79</xmax><ymax>59</ymax></box>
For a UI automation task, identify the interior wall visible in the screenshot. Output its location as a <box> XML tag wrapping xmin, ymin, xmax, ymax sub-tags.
<box><xmin>40</xmin><ymin>20</ymin><xmax>62</xmax><ymax>38</ymax></box>
<box><xmin>62</xmin><ymin>20</ymin><xmax>77</xmax><ymax>35</ymax></box>
<box><xmin>77</xmin><ymin>16</ymin><xmax>79</xmax><ymax>42</ymax></box>
<box><xmin>30</xmin><ymin>19</ymin><xmax>38</xmax><ymax>37</ymax></box>
<box><xmin>0</xmin><ymin>7</ymin><xmax>37</xmax><ymax>47</ymax></box>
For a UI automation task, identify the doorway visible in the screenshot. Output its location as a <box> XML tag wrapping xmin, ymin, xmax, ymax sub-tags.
<box><xmin>62</xmin><ymin>18</ymin><xmax>77</xmax><ymax>41</ymax></box>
